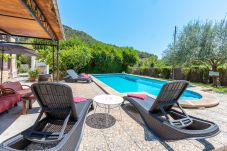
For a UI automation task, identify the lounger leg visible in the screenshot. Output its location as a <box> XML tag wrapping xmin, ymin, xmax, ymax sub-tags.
<box><xmin>105</xmin><ymin>105</ymin><xmax>108</xmax><ymax>126</ymax></box>
<box><xmin>122</xmin><ymin>100</ymin><xmax>125</xmax><ymax>105</ymax></box>
<box><xmin>119</xmin><ymin>106</ymin><xmax>122</xmax><ymax>121</ymax></box>
<box><xmin>90</xmin><ymin>104</ymin><xmax>94</xmax><ymax>110</ymax></box>
<box><xmin>108</xmin><ymin>105</ymin><xmax>110</xmax><ymax>114</ymax></box>
<box><xmin>105</xmin><ymin>105</ymin><xmax>107</xmax><ymax>113</ymax></box>
<box><xmin>94</xmin><ymin>104</ymin><xmax>98</xmax><ymax>114</ymax></box>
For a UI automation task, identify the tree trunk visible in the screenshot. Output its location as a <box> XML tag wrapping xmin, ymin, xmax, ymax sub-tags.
<box><xmin>211</xmin><ymin>65</ymin><xmax>219</xmax><ymax>87</ymax></box>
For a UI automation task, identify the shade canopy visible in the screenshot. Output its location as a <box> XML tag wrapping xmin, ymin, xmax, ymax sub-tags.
<box><xmin>0</xmin><ymin>0</ymin><xmax>64</xmax><ymax>40</ymax></box>
<box><xmin>0</xmin><ymin>43</ymin><xmax>37</xmax><ymax>56</ymax></box>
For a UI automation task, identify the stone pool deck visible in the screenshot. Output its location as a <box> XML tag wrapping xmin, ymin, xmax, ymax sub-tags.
<box><xmin>0</xmin><ymin>82</ymin><xmax>227</xmax><ymax>151</ymax></box>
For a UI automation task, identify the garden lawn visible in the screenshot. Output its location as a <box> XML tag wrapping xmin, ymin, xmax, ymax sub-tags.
<box><xmin>191</xmin><ymin>82</ymin><xmax>227</xmax><ymax>93</ymax></box>
<box><xmin>149</xmin><ymin>76</ymin><xmax>227</xmax><ymax>93</ymax></box>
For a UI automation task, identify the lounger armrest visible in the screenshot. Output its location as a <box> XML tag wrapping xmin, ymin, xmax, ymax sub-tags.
<box><xmin>2</xmin><ymin>88</ymin><xmax>16</xmax><ymax>95</ymax></box>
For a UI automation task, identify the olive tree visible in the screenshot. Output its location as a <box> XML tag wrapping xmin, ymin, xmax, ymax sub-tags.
<box><xmin>163</xmin><ymin>19</ymin><xmax>227</xmax><ymax>85</ymax></box>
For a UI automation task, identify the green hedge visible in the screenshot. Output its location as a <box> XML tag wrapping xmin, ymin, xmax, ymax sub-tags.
<box><xmin>129</xmin><ymin>66</ymin><xmax>227</xmax><ymax>86</ymax></box>
<box><xmin>183</xmin><ymin>66</ymin><xmax>209</xmax><ymax>83</ymax></box>
<box><xmin>129</xmin><ymin>67</ymin><xmax>171</xmax><ymax>79</ymax></box>
<box><xmin>160</xmin><ymin>67</ymin><xmax>171</xmax><ymax>79</ymax></box>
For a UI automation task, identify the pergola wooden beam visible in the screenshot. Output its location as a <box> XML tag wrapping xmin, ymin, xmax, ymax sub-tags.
<box><xmin>0</xmin><ymin>41</ymin><xmax>57</xmax><ymax>46</ymax></box>
<box><xmin>19</xmin><ymin>0</ymin><xmax>56</xmax><ymax>40</ymax></box>
<box><xmin>0</xmin><ymin>0</ymin><xmax>64</xmax><ymax>40</ymax></box>
<box><xmin>0</xmin><ymin>27</ymin><xmax>10</xmax><ymax>35</ymax></box>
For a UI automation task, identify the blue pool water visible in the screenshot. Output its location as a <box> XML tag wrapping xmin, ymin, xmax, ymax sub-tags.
<box><xmin>93</xmin><ymin>74</ymin><xmax>202</xmax><ymax>101</ymax></box>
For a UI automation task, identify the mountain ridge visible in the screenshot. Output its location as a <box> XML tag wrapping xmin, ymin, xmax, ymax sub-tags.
<box><xmin>63</xmin><ymin>25</ymin><xmax>155</xmax><ymax>58</ymax></box>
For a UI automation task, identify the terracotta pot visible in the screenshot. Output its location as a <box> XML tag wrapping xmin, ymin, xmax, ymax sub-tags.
<box><xmin>29</xmin><ymin>76</ymin><xmax>36</xmax><ymax>82</ymax></box>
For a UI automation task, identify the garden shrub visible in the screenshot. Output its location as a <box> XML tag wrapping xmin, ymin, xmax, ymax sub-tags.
<box><xmin>218</xmin><ymin>65</ymin><xmax>227</xmax><ymax>86</ymax></box>
<box><xmin>181</xmin><ymin>66</ymin><xmax>210</xmax><ymax>83</ymax></box>
<box><xmin>153</xmin><ymin>68</ymin><xmax>161</xmax><ymax>78</ymax></box>
<box><xmin>18</xmin><ymin>67</ymin><xmax>29</xmax><ymax>73</ymax></box>
<box><xmin>127</xmin><ymin>67</ymin><xmax>227</xmax><ymax>86</ymax></box>
<box><xmin>127</xmin><ymin>67</ymin><xmax>133</xmax><ymax>74</ymax></box>
<box><xmin>182</xmin><ymin>67</ymin><xmax>190</xmax><ymax>80</ymax></box>
<box><xmin>139</xmin><ymin>66</ymin><xmax>146</xmax><ymax>75</ymax></box>
<box><xmin>160</xmin><ymin>67</ymin><xmax>171</xmax><ymax>79</ymax></box>
<box><xmin>143</xmin><ymin>68</ymin><xmax>154</xmax><ymax>77</ymax></box>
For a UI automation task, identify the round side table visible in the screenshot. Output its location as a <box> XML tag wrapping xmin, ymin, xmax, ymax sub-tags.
<box><xmin>93</xmin><ymin>94</ymin><xmax>123</xmax><ymax>123</ymax></box>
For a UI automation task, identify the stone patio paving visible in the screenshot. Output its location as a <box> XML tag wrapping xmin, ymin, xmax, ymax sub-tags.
<box><xmin>0</xmin><ymin>82</ymin><xmax>227</xmax><ymax>151</ymax></box>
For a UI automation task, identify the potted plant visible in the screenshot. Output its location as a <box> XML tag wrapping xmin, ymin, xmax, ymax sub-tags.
<box><xmin>28</xmin><ymin>70</ymin><xmax>39</xmax><ymax>82</ymax></box>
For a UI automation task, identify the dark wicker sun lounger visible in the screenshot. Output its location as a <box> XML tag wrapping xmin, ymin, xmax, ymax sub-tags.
<box><xmin>64</xmin><ymin>69</ymin><xmax>92</xmax><ymax>83</ymax></box>
<box><xmin>0</xmin><ymin>82</ymin><xmax>92</xmax><ymax>151</ymax></box>
<box><xmin>123</xmin><ymin>80</ymin><xmax>219</xmax><ymax>140</ymax></box>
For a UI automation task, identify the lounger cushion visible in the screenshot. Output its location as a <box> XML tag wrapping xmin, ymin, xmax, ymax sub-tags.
<box><xmin>81</xmin><ymin>73</ymin><xmax>91</xmax><ymax>78</ymax></box>
<box><xmin>0</xmin><ymin>99</ymin><xmax>11</xmax><ymax>112</ymax></box>
<box><xmin>2</xmin><ymin>81</ymin><xmax>32</xmax><ymax>98</ymax></box>
<box><xmin>1</xmin><ymin>94</ymin><xmax>21</xmax><ymax>104</ymax></box>
<box><xmin>2</xmin><ymin>82</ymin><xmax>22</xmax><ymax>91</ymax></box>
<box><xmin>126</xmin><ymin>96</ymin><xmax>175</xmax><ymax>113</ymax></box>
<box><xmin>0</xmin><ymin>83</ymin><xmax>21</xmax><ymax>113</ymax></box>
<box><xmin>125</xmin><ymin>96</ymin><xmax>155</xmax><ymax>112</ymax></box>
<box><xmin>127</xmin><ymin>93</ymin><xmax>146</xmax><ymax>99</ymax></box>
<box><xmin>73</xmin><ymin>96</ymin><xmax>88</xmax><ymax>103</ymax></box>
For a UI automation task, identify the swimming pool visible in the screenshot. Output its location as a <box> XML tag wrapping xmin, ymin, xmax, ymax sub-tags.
<box><xmin>93</xmin><ymin>74</ymin><xmax>202</xmax><ymax>101</ymax></box>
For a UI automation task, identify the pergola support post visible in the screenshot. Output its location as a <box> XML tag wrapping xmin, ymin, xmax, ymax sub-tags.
<box><xmin>1</xmin><ymin>50</ymin><xmax>4</xmax><ymax>84</ymax></box>
<box><xmin>56</xmin><ymin>41</ymin><xmax>60</xmax><ymax>82</ymax></box>
<box><xmin>52</xmin><ymin>45</ymin><xmax>55</xmax><ymax>82</ymax></box>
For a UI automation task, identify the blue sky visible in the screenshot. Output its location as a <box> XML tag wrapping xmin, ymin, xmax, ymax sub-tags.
<box><xmin>58</xmin><ymin>0</ymin><xmax>226</xmax><ymax>58</ymax></box>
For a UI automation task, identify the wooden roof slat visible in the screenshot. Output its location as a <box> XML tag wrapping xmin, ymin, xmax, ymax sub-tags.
<box><xmin>0</xmin><ymin>0</ymin><xmax>33</xmax><ymax>19</ymax></box>
<box><xmin>0</xmin><ymin>0</ymin><xmax>64</xmax><ymax>40</ymax></box>
<box><xmin>0</xmin><ymin>15</ymin><xmax>49</xmax><ymax>39</ymax></box>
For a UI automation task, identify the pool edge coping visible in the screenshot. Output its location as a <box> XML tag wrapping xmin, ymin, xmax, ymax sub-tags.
<box><xmin>92</xmin><ymin>73</ymin><xmax>219</xmax><ymax>108</ymax></box>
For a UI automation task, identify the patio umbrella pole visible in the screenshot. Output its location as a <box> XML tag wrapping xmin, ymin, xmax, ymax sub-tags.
<box><xmin>56</xmin><ymin>41</ymin><xmax>59</xmax><ymax>82</ymax></box>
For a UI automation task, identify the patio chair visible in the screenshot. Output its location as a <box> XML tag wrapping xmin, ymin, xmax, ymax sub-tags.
<box><xmin>64</xmin><ymin>69</ymin><xmax>92</xmax><ymax>83</ymax></box>
<box><xmin>0</xmin><ymin>82</ymin><xmax>92</xmax><ymax>151</ymax></box>
<box><xmin>123</xmin><ymin>80</ymin><xmax>219</xmax><ymax>140</ymax></box>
